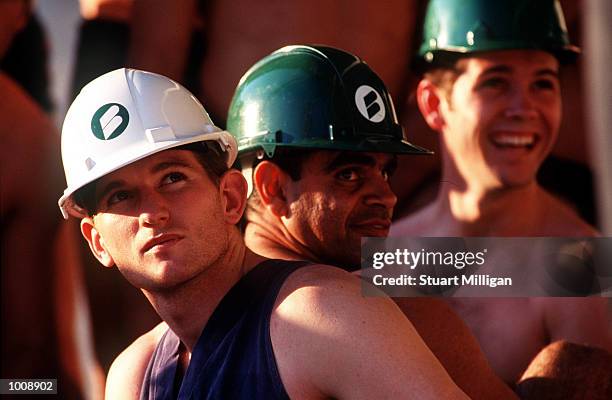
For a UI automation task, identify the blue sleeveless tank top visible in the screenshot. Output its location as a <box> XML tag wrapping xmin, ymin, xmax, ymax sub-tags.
<box><xmin>140</xmin><ymin>259</ymin><xmax>310</xmax><ymax>399</ymax></box>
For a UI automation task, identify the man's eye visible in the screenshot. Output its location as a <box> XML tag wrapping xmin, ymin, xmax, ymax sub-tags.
<box><xmin>161</xmin><ymin>172</ymin><xmax>186</xmax><ymax>186</ymax></box>
<box><xmin>479</xmin><ymin>77</ymin><xmax>506</xmax><ymax>90</ymax></box>
<box><xmin>533</xmin><ymin>79</ymin><xmax>556</xmax><ymax>90</ymax></box>
<box><xmin>107</xmin><ymin>190</ymin><xmax>130</xmax><ymax>206</ymax></box>
<box><xmin>336</xmin><ymin>169</ymin><xmax>360</xmax><ymax>182</ymax></box>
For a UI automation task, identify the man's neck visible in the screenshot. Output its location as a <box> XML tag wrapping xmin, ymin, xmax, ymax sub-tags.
<box><xmin>434</xmin><ymin>180</ymin><xmax>548</xmax><ymax>236</ymax></box>
<box><xmin>143</xmin><ymin>229</ymin><xmax>266</xmax><ymax>352</ymax></box>
<box><xmin>244</xmin><ymin>208</ymin><xmax>322</xmax><ymax>263</ymax></box>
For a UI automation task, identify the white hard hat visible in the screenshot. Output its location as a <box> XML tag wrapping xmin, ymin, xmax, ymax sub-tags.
<box><xmin>58</xmin><ymin>68</ymin><xmax>237</xmax><ymax>219</ymax></box>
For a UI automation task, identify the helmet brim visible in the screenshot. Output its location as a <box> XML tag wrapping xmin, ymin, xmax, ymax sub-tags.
<box><xmin>238</xmin><ymin>137</ymin><xmax>433</xmax><ymax>158</ymax></box>
<box><xmin>415</xmin><ymin>44</ymin><xmax>581</xmax><ymax>73</ymax></box>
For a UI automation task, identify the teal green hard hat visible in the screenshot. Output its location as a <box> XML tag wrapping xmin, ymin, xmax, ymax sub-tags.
<box><xmin>417</xmin><ymin>0</ymin><xmax>580</xmax><ymax>69</ymax></box>
<box><xmin>227</xmin><ymin>45</ymin><xmax>431</xmax><ymax>159</ymax></box>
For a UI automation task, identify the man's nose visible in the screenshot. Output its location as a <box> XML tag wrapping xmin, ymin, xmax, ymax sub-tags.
<box><xmin>139</xmin><ymin>191</ymin><xmax>170</xmax><ymax>227</ymax></box>
<box><xmin>363</xmin><ymin>174</ymin><xmax>397</xmax><ymax>211</ymax></box>
<box><xmin>504</xmin><ymin>86</ymin><xmax>538</xmax><ymax>120</ymax></box>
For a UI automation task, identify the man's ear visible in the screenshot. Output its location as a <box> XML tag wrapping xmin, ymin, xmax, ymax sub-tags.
<box><xmin>252</xmin><ymin>161</ymin><xmax>289</xmax><ymax>218</ymax></box>
<box><xmin>219</xmin><ymin>169</ymin><xmax>248</xmax><ymax>225</ymax></box>
<box><xmin>80</xmin><ymin>218</ymin><xmax>115</xmax><ymax>268</ymax></box>
<box><xmin>416</xmin><ymin>79</ymin><xmax>445</xmax><ymax>131</ymax></box>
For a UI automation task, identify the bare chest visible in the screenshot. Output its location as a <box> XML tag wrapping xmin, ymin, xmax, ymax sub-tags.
<box><xmin>447</xmin><ymin>298</ymin><xmax>549</xmax><ymax>384</ymax></box>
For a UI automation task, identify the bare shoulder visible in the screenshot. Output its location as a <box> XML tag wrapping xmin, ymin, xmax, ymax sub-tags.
<box><xmin>272</xmin><ymin>264</ymin><xmax>382</xmax><ymax>326</ymax></box>
<box><xmin>105</xmin><ymin>322</ymin><xmax>168</xmax><ymax>399</ymax></box>
<box><xmin>278</xmin><ymin>263</ymin><xmax>361</xmax><ymax>296</ymax></box>
<box><xmin>274</xmin><ymin>264</ymin><xmax>396</xmax><ymax>315</ymax></box>
<box><xmin>271</xmin><ymin>264</ymin><xmax>467</xmax><ymax>399</ymax></box>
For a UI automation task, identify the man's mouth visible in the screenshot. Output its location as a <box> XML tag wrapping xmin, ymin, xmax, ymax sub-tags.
<box><xmin>350</xmin><ymin>219</ymin><xmax>392</xmax><ymax>236</ymax></box>
<box><xmin>490</xmin><ymin>132</ymin><xmax>538</xmax><ymax>150</ymax></box>
<box><xmin>142</xmin><ymin>234</ymin><xmax>183</xmax><ymax>253</ymax></box>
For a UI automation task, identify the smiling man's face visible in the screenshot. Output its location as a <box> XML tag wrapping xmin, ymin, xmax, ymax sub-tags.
<box><xmin>438</xmin><ymin>50</ymin><xmax>561</xmax><ymax>189</ymax></box>
<box><xmin>281</xmin><ymin>150</ymin><xmax>397</xmax><ymax>269</ymax></box>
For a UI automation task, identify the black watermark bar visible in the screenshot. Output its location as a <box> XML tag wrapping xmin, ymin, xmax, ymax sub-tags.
<box><xmin>0</xmin><ymin>379</ymin><xmax>57</xmax><ymax>395</ymax></box>
<box><xmin>361</xmin><ymin>237</ymin><xmax>612</xmax><ymax>297</ymax></box>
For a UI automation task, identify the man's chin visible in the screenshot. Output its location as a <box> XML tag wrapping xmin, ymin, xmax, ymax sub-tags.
<box><xmin>349</xmin><ymin>226</ymin><xmax>390</xmax><ymax>238</ymax></box>
<box><xmin>489</xmin><ymin>161</ymin><xmax>541</xmax><ymax>186</ymax></box>
<box><xmin>497</xmin><ymin>172</ymin><xmax>538</xmax><ymax>190</ymax></box>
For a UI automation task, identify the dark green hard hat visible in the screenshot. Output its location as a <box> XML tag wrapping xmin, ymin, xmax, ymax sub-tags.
<box><xmin>417</xmin><ymin>0</ymin><xmax>580</xmax><ymax>69</ymax></box>
<box><xmin>227</xmin><ymin>45</ymin><xmax>431</xmax><ymax>158</ymax></box>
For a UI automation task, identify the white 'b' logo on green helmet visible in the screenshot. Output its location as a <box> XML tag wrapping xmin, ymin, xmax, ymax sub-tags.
<box><xmin>355</xmin><ymin>85</ymin><xmax>385</xmax><ymax>123</ymax></box>
<box><xmin>91</xmin><ymin>103</ymin><xmax>130</xmax><ymax>140</ymax></box>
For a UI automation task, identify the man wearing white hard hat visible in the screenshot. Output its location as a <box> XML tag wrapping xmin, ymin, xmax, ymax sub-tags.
<box><xmin>59</xmin><ymin>68</ymin><xmax>469</xmax><ymax>399</ymax></box>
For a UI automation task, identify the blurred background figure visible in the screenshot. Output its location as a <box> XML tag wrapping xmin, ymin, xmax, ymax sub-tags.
<box><xmin>393</xmin><ymin>0</ymin><xmax>598</xmax><ymax>226</ymax></box>
<box><xmin>1</xmin><ymin>5</ymin><xmax>53</xmax><ymax>112</ymax></box>
<box><xmin>71</xmin><ymin>0</ymin><xmax>132</xmax><ymax>102</ymax></box>
<box><xmin>1</xmin><ymin>1</ymin><xmax>103</xmax><ymax>398</ymax></box>
<box><xmin>71</xmin><ymin>0</ymin><xmax>204</xmax><ymax>104</ymax></box>
<box><xmin>390</xmin><ymin>0</ymin><xmax>611</xmax><ymax>389</ymax></box>
<box><xmin>128</xmin><ymin>0</ymin><xmax>418</xmax><ymax>124</ymax></box>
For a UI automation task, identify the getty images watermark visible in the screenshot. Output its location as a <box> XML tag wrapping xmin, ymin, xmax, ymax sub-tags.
<box><xmin>360</xmin><ymin>237</ymin><xmax>612</xmax><ymax>297</ymax></box>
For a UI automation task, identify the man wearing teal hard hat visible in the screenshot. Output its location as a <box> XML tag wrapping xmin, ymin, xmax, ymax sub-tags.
<box><xmin>228</xmin><ymin>45</ymin><xmax>429</xmax><ymax>269</ymax></box>
<box><xmin>392</xmin><ymin>0</ymin><xmax>611</xmax><ymax>386</ymax></box>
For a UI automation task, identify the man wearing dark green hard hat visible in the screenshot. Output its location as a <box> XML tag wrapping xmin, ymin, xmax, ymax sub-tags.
<box><xmin>392</xmin><ymin>0</ymin><xmax>611</xmax><ymax>387</ymax></box>
<box><xmin>228</xmin><ymin>45</ymin><xmax>518</xmax><ymax>399</ymax></box>
<box><xmin>228</xmin><ymin>44</ymin><xmax>430</xmax><ymax>269</ymax></box>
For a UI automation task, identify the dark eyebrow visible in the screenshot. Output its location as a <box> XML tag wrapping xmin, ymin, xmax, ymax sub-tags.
<box><xmin>480</xmin><ymin>65</ymin><xmax>513</xmax><ymax>76</ymax></box>
<box><xmin>481</xmin><ymin>65</ymin><xmax>559</xmax><ymax>80</ymax></box>
<box><xmin>95</xmin><ymin>159</ymin><xmax>193</xmax><ymax>202</ymax></box>
<box><xmin>150</xmin><ymin>160</ymin><xmax>192</xmax><ymax>174</ymax></box>
<box><xmin>323</xmin><ymin>152</ymin><xmax>398</xmax><ymax>174</ymax></box>
<box><xmin>535</xmin><ymin>68</ymin><xmax>559</xmax><ymax>79</ymax></box>
<box><xmin>323</xmin><ymin>152</ymin><xmax>378</xmax><ymax>173</ymax></box>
